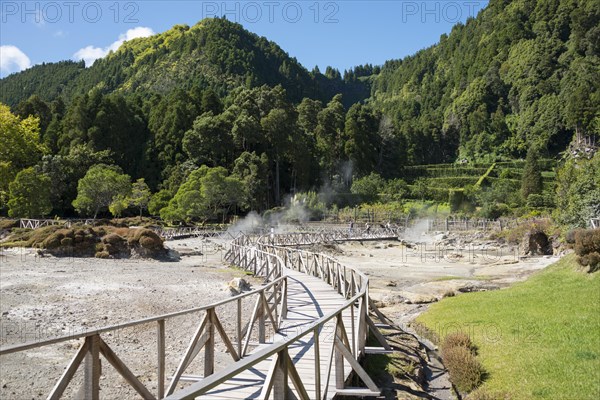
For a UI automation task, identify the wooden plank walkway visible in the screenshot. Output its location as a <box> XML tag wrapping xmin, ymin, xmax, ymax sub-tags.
<box><xmin>1</xmin><ymin>233</ymin><xmax>389</xmax><ymax>400</ymax></box>
<box><xmin>193</xmin><ymin>268</ymin><xmax>355</xmax><ymax>399</ymax></box>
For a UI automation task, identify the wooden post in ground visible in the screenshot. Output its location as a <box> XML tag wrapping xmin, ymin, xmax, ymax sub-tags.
<box><xmin>204</xmin><ymin>310</ymin><xmax>215</xmax><ymax>377</ymax></box>
<box><xmin>83</xmin><ymin>335</ymin><xmax>101</xmax><ymax>400</ymax></box>
<box><xmin>157</xmin><ymin>320</ymin><xmax>165</xmax><ymax>399</ymax></box>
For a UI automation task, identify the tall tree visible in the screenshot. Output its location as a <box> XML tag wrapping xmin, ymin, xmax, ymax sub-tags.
<box><xmin>315</xmin><ymin>94</ymin><xmax>345</xmax><ymax>178</ymax></box>
<box><xmin>344</xmin><ymin>104</ymin><xmax>380</xmax><ymax>176</ymax></box>
<box><xmin>261</xmin><ymin>107</ymin><xmax>295</xmax><ymax>204</ymax></box>
<box><xmin>129</xmin><ymin>178</ymin><xmax>152</xmax><ymax>217</ymax></box>
<box><xmin>0</xmin><ymin>104</ymin><xmax>46</xmax><ymax>203</ymax></box>
<box><xmin>182</xmin><ymin>112</ymin><xmax>234</xmax><ymax>167</ymax></box>
<box><xmin>72</xmin><ymin>164</ymin><xmax>131</xmax><ymax>218</ymax></box>
<box><xmin>521</xmin><ymin>147</ymin><xmax>543</xmax><ymax>200</ymax></box>
<box><xmin>7</xmin><ymin>168</ymin><xmax>52</xmax><ymax>218</ymax></box>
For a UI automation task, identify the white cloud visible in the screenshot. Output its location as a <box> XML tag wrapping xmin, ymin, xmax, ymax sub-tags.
<box><xmin>73</xmin><ymin>27</ymin><xmax>154</xmax><ymax>67</ymax></box>
<box><xmin>0</xmin><ymin>45</ymin><xmax>32</xmax><ymax>76</ymax></box>
<box><xmin>53</xmin><ymin>30</ymin><xmax>67</xmax><ymax>38</ymax></box>
<box><xmin>73</xmin><ymin>46</ymin><xmax>107</xmax><ymax>67</ymax></box>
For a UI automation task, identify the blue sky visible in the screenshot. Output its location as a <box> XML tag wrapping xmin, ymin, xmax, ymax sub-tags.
<box><xmin>1</xmin><ymin>1</ymin><xmax>488</xmax><ymax>77</ymax></box>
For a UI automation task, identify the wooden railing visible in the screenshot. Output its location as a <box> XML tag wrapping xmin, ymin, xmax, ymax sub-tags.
<box><xmin>0</xmin><ymin>245</ymin><xmax>288</xmax><ymax>400</ymax></box>
<box><xmin>1</xmin><ymin>231</ymin><xmax>392</xmax><ymax>399</ymax></box>
<box><xmin>167</xmin><ymin>234</ymin><xmax>390</xmax><ymax>399</ymax></box>
<box><xmin>19</xmin><ymin>218</ymin><xmax>97</xmax><ymax>229</ymax></box>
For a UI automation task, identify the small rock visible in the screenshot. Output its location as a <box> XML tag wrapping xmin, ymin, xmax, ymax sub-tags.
<box><xmin>225</xmin><ymin>278</ymin><xmax>251</xmax><ymax>296</ymax></box>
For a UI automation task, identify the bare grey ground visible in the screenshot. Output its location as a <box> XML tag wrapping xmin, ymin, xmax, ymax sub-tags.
<box><xmin>0</xmin><ymin>238</ymin><xmax>260</xmax><ymax>400</ymax></box>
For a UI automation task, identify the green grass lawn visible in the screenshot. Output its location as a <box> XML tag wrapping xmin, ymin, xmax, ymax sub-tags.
<box><xmin>416</xmin><ymin>255</ymin><xmax>600</xmax><ymax>399</ymax></box>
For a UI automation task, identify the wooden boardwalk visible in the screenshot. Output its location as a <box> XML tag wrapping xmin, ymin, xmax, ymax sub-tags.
<box><xmin>1</xmin><ymin>232</ymin><xmax>392</xmax><ymax>400</ymax></box>
<box><xmin>192</xmin><ymin>268</ymin><xmax>357</xmax><ymax>399</ymax></box>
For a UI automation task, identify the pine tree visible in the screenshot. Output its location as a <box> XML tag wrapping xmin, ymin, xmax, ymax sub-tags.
<box><xmin>521</xmin><ymin>147</ymin><xmax>543</xmax><ymax>200</ymax></box>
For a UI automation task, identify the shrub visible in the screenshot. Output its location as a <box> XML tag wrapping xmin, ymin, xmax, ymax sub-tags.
<box><xmin>95</xmin><ymin>251</ymin><xmax>110</xmax><ymax>258</ymax></box>
<box><xmin>442</xmin><ymin>332</ymin><xmax>476</xmax><ymax>353</ymax></box>
<box><xmin>565</xmin><ymin>229</ymin><xmax>581</xmax><ymax>244</ymax></box>
<box><xmin>448</xmin><ymin>189</ymin><xmax>465</xmax><ymax>213</ymax></box>
<box><xmin>574</xmin><ymin>229</ymin><xmax>600</xmax><ymax>272</ymax></box>
<box><xmin>466</xmin><ymin>389</ymin><xmax>511</xmax><ymax>400</ymax></box>
<box><xmin>442</xmin><ymin>345</ymin><xmax>485</xmax><ymax>393</ymax></box>
<box><xmin>0</xmin><ymin>219</ymin><xmax>19</xmax><ymax>230</ymax></box>
<box><xmin>526</xmin><ymin>193</ymin><xmax>545</xmax><ymax>208</ymax></box>
<box><xmin>102</xmin><ymin>233</ymin><xmax>125</xmax><ymax>245</ymax></box>
<box><xmin>60</xmin><ymin>237</ymin><xmax>73</xmax><ymax>247</ymax></box>
<box><xmin>42</xmin><ymin>234</ymin><xmax>62</xmax><ymax>249</ymax></box>
<box><xmin>139</xmin><ymin>235</ymin><xmax>161</xmax><ymax>249</ymax></box>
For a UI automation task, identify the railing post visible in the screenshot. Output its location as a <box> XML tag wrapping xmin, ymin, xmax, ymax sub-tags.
<box><xmin>358</xmin><ymin>294</ymin><xmax>367</xmax><ymax>354</ymax></box>
<box><xmin>273</xmin><ymin>349</ymin><xmax>289</xmax><ymax>399</ymax></box>
<box><xmin>237</xmin><ymin>298</ymin><xmax>242</xmax><ymax>357</ymax></box>
<box><xmin>313</xmin><ymin>327</ymin><xmax>321</xmax><ymax>400</ymax></box>
<box><xmin>205</xmin><ymin>309</ymin><xmax>215</xmax><ymax>377</ymax></box>
<box><xmin>281</xmin><ymin>277</ymin><xmax>288</xmax><ymax>320</ymax></box>
<box><xmin>258</xmin><ymin>297</ymin><xmax>266</xmax><ymax>344</ymax></box>
<box><xmin>157</xmin><ymin>319</ymin><xmax>165</xmax><ymax>399</ymax></box>
<box><xmin>350</xmin><ymin>303</ymin><xmax>356</xmax><ymax>357</ymax></box>
<box><xmin>83</xmin><ymin>335</ymin><xmax>101</xmax><ymax>400</ymax></box>
<box><xmin>335</xmin><ymin>325</ymin><xmax>344</xmax><ymax>389</ymax></box>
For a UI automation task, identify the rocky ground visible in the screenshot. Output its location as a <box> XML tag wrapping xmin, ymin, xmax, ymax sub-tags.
<box><xmin>329</xmin><ymin>231</ymin><xmax>559</xmax><ymax>323</ymax></box>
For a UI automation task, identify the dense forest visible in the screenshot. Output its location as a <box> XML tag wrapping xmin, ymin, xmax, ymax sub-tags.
<box><xmin>0</xmin><ymin>0</ymin><xmax>598</xmax><ymax>227</ymax></box>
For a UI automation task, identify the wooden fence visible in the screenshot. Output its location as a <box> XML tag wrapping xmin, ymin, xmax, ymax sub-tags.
<box><xmin>19</xmin><ymin>218</ymin><xmax>97</xmax><ymax>229</ymax></box>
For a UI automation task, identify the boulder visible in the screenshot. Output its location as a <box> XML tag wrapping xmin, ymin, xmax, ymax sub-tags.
<box><xmin>225</xmin><ymin>278</ymin><xmax>251</xmax><ymax>296</ymax></box>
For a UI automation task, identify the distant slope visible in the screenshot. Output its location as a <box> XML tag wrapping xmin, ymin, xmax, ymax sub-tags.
<box><xmin>371</xmin><ymin>0</ymin><xmax>600</xmax><ymax>164</ymax></box>
<box><xmin>0</xmin><ymin>18</ymin><xmax>369</xmax><ymax>107</ymax></box>
<box><xmin>0</xmin><ymin>60</ymin><xmax>85</xmax><ymax>106</ymax></box>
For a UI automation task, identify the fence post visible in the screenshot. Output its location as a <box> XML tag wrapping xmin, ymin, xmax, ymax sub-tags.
<box><xmin>204</xmin><ymin>309</ymin><xmax>215</xmax><ymax>377</ymax></box>
<box><xmin>83</xmin><ymin>335</ymin><xmax>101</xmax><ymax>400</ymax></box>
<box><xmin>157</xmin><ymin>320</ymin><xmax>165</xmax><ymax>399</ymax></box>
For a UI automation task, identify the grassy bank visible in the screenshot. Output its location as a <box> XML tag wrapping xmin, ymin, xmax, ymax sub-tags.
<box><xmin>416</xmin><ymin>255</ymin><xmax>600</xmax><ymax>399</ymax></box>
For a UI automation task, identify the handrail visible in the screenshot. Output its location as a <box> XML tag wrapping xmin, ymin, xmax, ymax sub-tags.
<box><xmin>1</xmin><ymin>231</ymin><xmax>390</xmax><ymax>399</ymax></box>
<box><xmin>0</xmin><ymin>274</ymin><xmax>286</xmax><ymax>356</ymax></box>
<box><xmin>165</xmin><ymin>293</ymin><xmax>362</xmax><ymax>400</ymax></box>
<box><xmin>170</xmin><ymin>233</ymin><xmax>379</xmax><ymax>399</ymax></box>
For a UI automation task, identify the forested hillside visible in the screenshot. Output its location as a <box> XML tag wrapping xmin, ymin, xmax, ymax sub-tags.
<box><xmin>371</xmin><ymin>0</ymin><xmax>599</xmax><ymax>164</ymax></box>
<box><xmin>0</xmin><ymin>1</ymin><xmax>598</xmax><ymax>226</ymax></box>
<box><xmin>0</xmin><ymin>17</ymin><xmax>369</xmax><ymax>107</ymax></box>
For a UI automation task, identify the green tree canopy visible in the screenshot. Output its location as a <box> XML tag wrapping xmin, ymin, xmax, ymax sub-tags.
<box><xmin>521</xmin><ymin>147</ymin><xmax>543</xmax><ymax>200</ymax></box>
<box><xmin>0</xmin><ymin>103</ymin><xmax>46</xmax><ymax>181</ymax></box>
<box><xmin>129</xmin><ymin>178</ymin><xmax>152</xmax><ymax>216</ymax></box>
<box><xmin>7</xmin><ymin>168</ymin><xmax>52</xmax><ymax>218</ymax></box>
<box><xmin>161</xmin><ymin>165</ymin><xmax>245</xmax><ymax>223</ymax></box>
<box><xmin>350</xmin><ymin>173</ymin><xmax>385</xmax><ymax>203</ymax></box>
<box><xmin>555</xmin><ymin>152</ymin><xmax>600</xmax><ymax>228</ymax></box>
<box><xmin>72</xmin><ymin>164</ymin><xmax>131</xmax><ymax>218</ymax></box>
